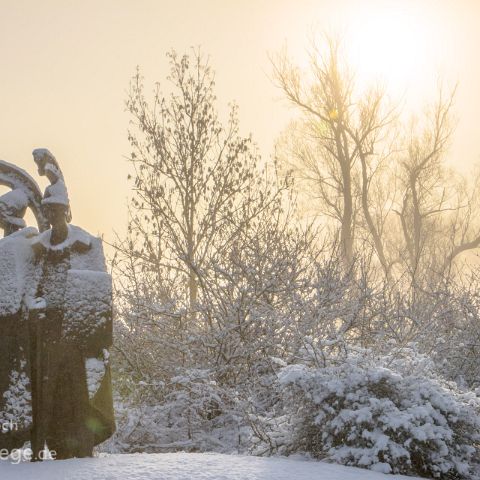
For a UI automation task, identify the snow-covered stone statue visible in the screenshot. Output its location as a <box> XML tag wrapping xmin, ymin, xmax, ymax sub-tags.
<box><xmin>0</xmin><ymin>150</ymin><xmax>114</xmax><ymax>461</ymax></box>
<box><xmin>28</xmin><ymin>148</ymin><xmax>115</xmax><ymax>460</ymax></box>
<box><xmin>0</xmin><ymin>161</ymin><xmax>46</xmax><ymax>453</ymax></box>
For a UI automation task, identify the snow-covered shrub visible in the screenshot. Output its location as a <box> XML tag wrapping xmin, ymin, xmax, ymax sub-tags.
<box><xmin>103</xmin><ymin>368</ymin><xmax>246</xmax><ymax>454</ymax></box>
<box><xmin>428</xmin><ymin>280</ymin><xmax>480</xmax><ymax>390</ymax></box>
<box><xmin>274</xmin><ymin>346</ymin><xmax>480</xmax><ymax>479</ymax></box>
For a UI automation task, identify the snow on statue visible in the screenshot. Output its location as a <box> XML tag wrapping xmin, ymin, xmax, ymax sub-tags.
<box><xmin>0</xmin><ymin>149</ymin><xmax>115</xmax><ymax>461</ymax></box>
<box><xmin>0</xmin><ymin>186</ymin><xmax>37</xmax><ymax>452</ymax></box>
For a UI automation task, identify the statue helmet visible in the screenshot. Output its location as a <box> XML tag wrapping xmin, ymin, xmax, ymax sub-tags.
<box><xmin>32</xmin><ymin>148</ymin><xmax>63</xmax><ymax>181</ymax></box>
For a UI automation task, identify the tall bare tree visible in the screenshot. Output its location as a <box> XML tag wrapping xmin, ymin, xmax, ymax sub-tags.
<box><xmin>124</xmin><ymin>50</ymin><xmax>278</xmax><ymax>315</ymax></box>
<box><xmin>273</xmin><ymin>38</ymin><xmax>395</xmax><ymax>272</ymax></box>
<box><xmin>392</xmin><ymin>89</ymin><xmax>480</xmax><ymax>283</ymax></box>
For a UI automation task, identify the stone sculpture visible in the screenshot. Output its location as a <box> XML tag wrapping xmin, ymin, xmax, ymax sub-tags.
<box><xmin>0</xmin><ymin>150</ymin><xmax>115</xmax><ymax>461</ymax></box>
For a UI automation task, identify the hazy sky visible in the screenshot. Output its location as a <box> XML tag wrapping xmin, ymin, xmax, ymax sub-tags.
<box><xmin>0</xmin><ymin>0</ymin><xmax>479</xmax><ymax>243</ymax></box>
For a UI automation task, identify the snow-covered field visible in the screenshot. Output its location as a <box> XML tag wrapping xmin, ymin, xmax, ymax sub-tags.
<box><xmin>0</xmin><ymin>452</ymin><xmax>424</xmax><ymax>480</ymax></box>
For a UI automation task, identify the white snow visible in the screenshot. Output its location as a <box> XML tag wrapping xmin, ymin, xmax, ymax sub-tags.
<box><xmin>85</xmin><ymin>356</ymin><xmax>106</xmax><ymax>399</ymax></box>
<box><xmin>27</xmin><ymin>296</ymin><xmax>46</xmax><ymax>311</ymax></box>
<box><xmin>0</xmin><ymin>363</ymin><xmax>31</xmax><ymax>429</ymax></box>
<box><xmin>41</xmin><ymin>179</ymin><xmax>69</xmax><ymax>207</ymax></box>
<box><xmin>0</xmin><ymin>189</ymin><xmax>28</xmax><ymax>210</ymax></box>
<box><xmin>0</xmin><ymin>189</ymin><xmax>28</xmax><ymax>227</ymax></box>
<box><xmin>0</xmin><ymin>227</ymin><xmax>38</xmax><ymax>315</ymax></box>
<box><xmin>0</xmin><ymin>452</ymin><xmax>423</xmax><ymax>480</ymax></box>
<box><xmin>32</xmin><ymin>224</ymin><xmax>92</xmax><ymax>253</ymax></box>
<box><xmin>63</xmin><ymin>269</ymin><xmax>111</xmax><ymax>335</ymax></box>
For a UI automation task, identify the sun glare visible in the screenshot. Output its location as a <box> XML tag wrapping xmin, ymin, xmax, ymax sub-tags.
<box><xmin>345</xmin><ymin>3</ymin><xmax>442</xmax><ymax>97</ymax></box>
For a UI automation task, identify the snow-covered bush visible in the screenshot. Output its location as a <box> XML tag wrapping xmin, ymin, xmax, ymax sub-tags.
<box><xmin>272</xmin><ymin>346</ymin><xmax>480</xmax><ymax>479</ymax></box>
<box><xmin>103</xmin><ymin>368</ymin><xmax>246</xmax><ymax>454</ymax></box>
<box><xmin>428</xmin><ymin>280</ymin><xmax>480</xmax><ymax>390</ymax></box>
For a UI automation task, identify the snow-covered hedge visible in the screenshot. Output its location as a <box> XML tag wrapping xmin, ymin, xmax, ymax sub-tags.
<box><xmin>274</xmin><ymin>347</ymin><xmax>480</xmax><ymax>479</ymax></box>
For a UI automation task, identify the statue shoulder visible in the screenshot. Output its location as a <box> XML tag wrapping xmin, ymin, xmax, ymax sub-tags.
<box><xmin>68</xmin><ymin>225</ymin><xmax>107</xmax><ymax>272</ymax></box>
<box><xmin>0</xmin><ymin>226</ymin><xmax>38</xmax><ymax>257</ymax></box>
<box><xmin>13</xmin><ymin>226</ymin><xmax>39</xmax><ymax>239</ymax></box>
<box><xmin>0</xmin><ymin>226</ymin><xmax>38</xmax><ymax>246</ymax></box>
<box><xmin>68</xmin><ymin>225</ymin><xmax>95</xmax><ymax>251</ymax></box>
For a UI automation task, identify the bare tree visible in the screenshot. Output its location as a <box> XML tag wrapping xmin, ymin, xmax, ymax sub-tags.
<box><xmin>113</xmin><ymin>48</ymin><xmax>297</xmax><ymax>386</ymax></box>
<box><xmin>272</xmin><ymin>37</ymin><xmax>395</xmax><ymax>272</ymax></box>
<box><xmin>273</xmin><ymin>37</ymin><xmax>480</xmax><ymax>287</ymax></box>
<box><xmin>124</xmin><ymin>49</ymin><xmax>279</xmax><ymax>316</ymax></box>
<box><xmin>392</xmin><ymin>88</ymin><xmax>480</xmax><ymax>283</ymax></box>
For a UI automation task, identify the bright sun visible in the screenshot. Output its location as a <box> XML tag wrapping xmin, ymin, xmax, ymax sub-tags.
<box><xmin>344</xmin><ymin>2</ymin><xmax>443</xmax><ymax>97</ymax></box>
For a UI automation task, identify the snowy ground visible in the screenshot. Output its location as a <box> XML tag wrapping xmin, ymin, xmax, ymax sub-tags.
<box><xmin>0</xmin><ymin>452</ymin><xmax>424</xmax><ymax>480</ymax></box>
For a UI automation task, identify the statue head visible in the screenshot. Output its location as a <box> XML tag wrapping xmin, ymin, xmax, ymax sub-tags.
<box><xmin>32</xmin><ymin>148</ymin><xmax>63</xmax><ymax>184</ymax></box>
<box><xmin>41</xmin><ymin>179</ymin><xmax>70</xmax><ymax>229</ymax></box>
<box><xmin>0</xmin><ymin>189</ymin><xmax>28</xmax><ymax>236</ymax></box>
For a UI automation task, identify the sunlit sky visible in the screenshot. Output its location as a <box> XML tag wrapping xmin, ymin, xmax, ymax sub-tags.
<box><xmin>0</xmin><ymin>0</ymin><xmax>479</xmax><ymax>244</ymax></box>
